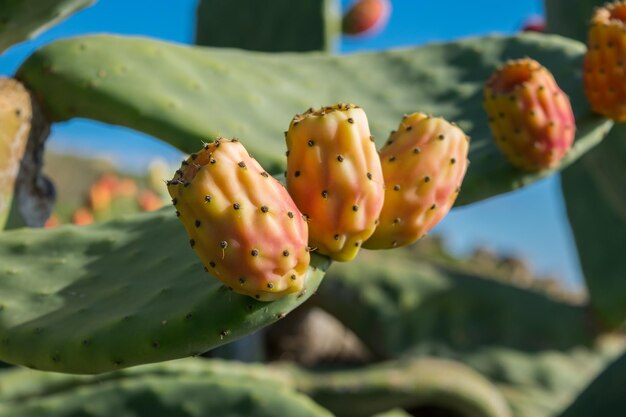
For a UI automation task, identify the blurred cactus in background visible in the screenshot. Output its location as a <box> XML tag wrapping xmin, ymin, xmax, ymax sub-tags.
<box><xmin>0</xmin><ymin>0</ymin><xmax>624</xmax><ymax>416</ymax></box>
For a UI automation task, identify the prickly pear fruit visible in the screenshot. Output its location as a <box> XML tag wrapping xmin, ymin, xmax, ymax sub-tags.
<box><xmin>286</xmin><ymin>104</ymin><xmax>384</xmax><ymax>262</ymax></box>
<box><xmin>342</xmin><ymin>0</ymin><xmax>391</xmax><ymax>37</ymax></box>
<box><xmin>168</xmin><ymin>138</ymin><xmax>310</xmax><ymax>301</ymax></box>
<box><xmin>483</xmin><ymin>58</ymin><xmax>575</xmax><ymax>171</ymax></box>
<box><xmin>364</xmin><ymin>113</ymin><xmax>469</xmax><ymax>249</ymax></box>
<box><xmin>584</xmin><ymin>1</ymin><xmax>626</xmax><ymax>121</ymax></box>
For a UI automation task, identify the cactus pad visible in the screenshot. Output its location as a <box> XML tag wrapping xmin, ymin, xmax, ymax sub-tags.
<box><xmin>0</xmin><ymin>0</ymin><xmax>96</xmax><ymax>53</ymax></box>
<box><xmin>16</xmin><ymin>33</ymin><xmax>612</xmax><ymax>205</ymax></box>
<box><xmin>0</xmin><ymin>209</ymin><xmax>328</xmax><ymax>374</ymax></box>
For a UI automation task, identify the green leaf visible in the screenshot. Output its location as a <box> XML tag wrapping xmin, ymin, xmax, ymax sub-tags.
<box><xmin>17</xmin><ymin>33</ymin><xmax>611</xmax><ymax>205</ymax></box>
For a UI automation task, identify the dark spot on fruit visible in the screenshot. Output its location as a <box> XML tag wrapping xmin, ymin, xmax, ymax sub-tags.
<box><xmin>288</xmin><ymin>212</ymin><xmax>294</xmax><ymax>218</ymax></box>
<box><xmin>195</xmin><ymin>220</ymin><xmax>201</xmax><ymax>227</ymax></box>
<box><xmin>210</xmin><ymin>158</ymin><xmax>216</xmax><ymax>164</ymax></box>
<box><xmin>191</xmin><ymin>153</ymin><xmax>198</xmax><ymax>159</ymax></box>
<box><xmin>295</xmin><ymin>170</ymin><xmax>301</xmax><ymax>177</ymax></box>
<box><xmin>394</xmin><ymin>185</ymin><xmax>400</xmax><ymax>191</ymax></box>
<box><xmin>251</xmin><ymin>249</ymin><xmax>259</xmax><ymax>257</ymax></box>
<box><xmin>337</xmin><ymin>155</ymin><xmax>344</xmax><ymax>162</ymax></box>
<box><xmin>352</xmin><ymin>205</ymin><xmax>359</xmax><ymax>211</ymax></box>
<box><xmin>414</xmin><ymin>147</ymin><xmax>421</xmax><ymax>154</ymax></box>
<box><xmin>176</xmin><ymin>211</ymin><xmax>180</xmax><ymax>217</ymax></box>
<box><xmin>172</xmin><ymin>198</ymin><xmax>178</xmax><ymax>205</ymax></box>
<box><xmin>260</xmin><ymin>172</ymin><xmax>269</xmax><ymax>178</ymax></box>
<box><xmin>233</xmin><ymin>203</ymin><xmax>240</xmax><ymax>210</ymax></box>
<box><xmin>367</xmin><ymin>172</ymin><xmax>373</xmax><ymax>180</ymax></box>
<box><xmin>261</xmin><ymin>206</ymin><xmax>269</xmax><ymax>213</ymax></box>
<box><xmin>220</xmin><ymin>241</ymin><xmax>228</xmax><ymax>249</ymax></box>
<box><xmin>334</xmin><ymin>234</ymin><xmax>340</xmax><ymax>240</ymax></box>
<box><xmin>430</xmin><ymin>204</ymin><xmax>437</xmax><ymax>210</ymax></box>
<box><xmin>190</xmin><ymin>239</ymin><xmax>195</xmax><ymax>247</ymax></box>
<box><xmin>267</xmin><ymin>283</ymin><xmax>274</xmax><ymax>289</ymax></box>
<box><xmin>389</xmin><ymin>156</ymin><xmax>396</xmax><ymax>162</ymax></box>
<box><xmin>424</xmin><ymin>176</ymin><xmax>431</xmax><ymax>182</ymax></box>
<box><xmin>239</xmin><ymin>277</ymin><xmax>246</xmax><ymax>284</ymax></box>
<box><xmin>283</xmin><ymin>250</ymin><xmax>290</xmax><ymax>257</ymax></box>
<box><xmin>394</xmin><ymin>217</ymin><xmax>401</xmax><ymax>224</ymax></box>
<box><xmin>451</xmin><ymin>158</ymin><xmax>456</xmax><ymax>164</ymax></box>
<box><xmin>347</xmin><ymin>118</ymin><xmax>354</xmax><ymax>124</ymax></box>
<box><xmin>438</xmin><ymin>134</ymin><xmax>445</xmax><ymax>140</ymax></box>
<box><xmin>205</xmin><ymin>195</ymin><xmax>212</xmax><ymax>203</ymax></box>
<box><xmin>321</xmin><ymin>190</ymin><xmax>328</xmax><ymax>199</ymax></box>
<box><xmin>308</xmin><ymin>139</ymin><xmax>315</xmax><ymax>146</ymax></box>
<box><xmin>209</xmin><ymin>261</ymin><xmax>216</xmax><ymax>267</ymax></box>
<box><xmin>238</xmin><ymin>161</ymin><xmax>246</xmax><ymax>168</ymax></box>
<box><xmin>290</xmin><ymin>274</ymin><xmax>297</xmax><ymax>280</ymax></box>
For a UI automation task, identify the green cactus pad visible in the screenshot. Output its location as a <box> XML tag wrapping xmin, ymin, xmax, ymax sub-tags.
<box><xmin>0</xmin><ymin>373</ymin><xmax>332</xmax><ymax>417</ymax></box>
<box><xmin>0</xmin><ymin>357</ymin><xmax>511</xmax><ymax>417</ymax></box>
<box><xmin>557</xmin><ymin>348</ymin><xmax>626</xmax><ymax>417</ymax></box>
<box><xmin>295</xmin><ymin>358</ymin><xmax>512</xmax><ymax>417</ymax></box>
<box><xmin>17</xmin><ymin>33</ymin><xmax>612</xmax><ymax>205</ymax></box>
<box><xmin>0</xmin><ymin>208</ymin><xmax>329</xmax><ymax>374</ymax></box>
<box><xmin>0</xmin><ymin>0</ymin><xmax>96</xmax><ymax>53</ymax></box>
<box><xmin>316</xmin><ymin>249</ymin><xmax>595</xmax><ymax>358</ymax></box>
<box><xmin>561</xmin><ymin>129</ymin><xmax>626</xmax><ymax>329</ymax></box>
<box><xmin>195</xmin><ymin>0</ymin><xmax>339</xmax><ymax>52</ymax></box>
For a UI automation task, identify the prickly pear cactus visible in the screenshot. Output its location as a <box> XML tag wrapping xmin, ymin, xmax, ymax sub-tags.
<box><xmin>546</xmin><ymin>0</ymin><xmax>626</xmax><ymax>328</ymax></box>
<box><xmin>0</xmin><ymin>77</ymin><xmax>54</xmax><ymax>230</ymax></box>
<box><xmin>286</xmin><ymin>104</ymin><xmax>384</xmax><ymax>262</ymax></box>
<box><xmin>0</xmin><ymin>209</ymin><xmax>328</xmax><ymax>373</ymax></box>
<box><xmin>364</xmin><ymin>113</ymin><xmax>469</xmax><ymax>249</ymax></box>
<box><xmin>0</xmin><ymin>79</ymin><xmax>31</xmax><ymax>229</ymax></box>
<box><xmin>168</xmin><ymin>138</ymin><xmax>310</xmax><ymax>300</ymax></box>
<box><xmin>483</xmin><ymin>58</ymin><xmax>575</xmax><ymax>171</ymax></box>
<box><xmin>195</xmin><ymin>0</ymin><xmax>340</xmax><ymax>52</ymax></box>
<box><xmin>16</xmin><ymin>33</ymin><xmax>612</xmax><ymax>204</ymax></box>
<box><xmin>583</xmin><ymin>1</ymin><xmax>626</xmax><ymax>121</ymax></box>
<box><xmin>0</xmin><ymin>367</ymin><xmax>333</xmax><ymax>417</ymax></box>
<box><xmin>0</xmin><ymin>357</ymin><xmax>512</xmax><ymax>417</ymax></box>
<box><xmin>0</xmin><ymin>0</ymin><xmax>96</xmax><ymax>53</ymax></box>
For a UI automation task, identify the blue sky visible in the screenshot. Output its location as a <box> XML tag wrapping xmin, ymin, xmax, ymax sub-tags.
<box><xmin>1</xmin><ymin>0</ymin><xmax>581</xmax><ymax>288</ymax></box>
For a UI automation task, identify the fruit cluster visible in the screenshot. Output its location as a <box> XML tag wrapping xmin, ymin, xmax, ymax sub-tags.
<box><xmin>167</xmin><ymin>0</ymin><xmax>626</xmax><ymax>301</ymax></box>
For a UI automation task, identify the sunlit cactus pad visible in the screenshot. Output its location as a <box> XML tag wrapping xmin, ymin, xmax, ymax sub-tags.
<box><xmin>17</xmin><ymin>32</ymin><xmax>611</xmax><ymax>205</ymax></box>
<box><xmin>0</xmin><ymin>209</ymin><xmax>328</xmax><ymax>374</ymax></box>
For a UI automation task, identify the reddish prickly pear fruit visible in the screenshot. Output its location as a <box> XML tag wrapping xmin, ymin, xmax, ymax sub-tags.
<box><xmin>584</xmin><ymin>1</ymin><xmax>626</xmax><ymax>121</ymax></box>
<box><xmin>520</xmin><ymin>15</ymin><xmax>545</xmax><ymax>33</ymax></box>
<box><xmin>168</xmin><ymin>138</ymin><xmax>310</xmax><ymax>301</ymax></box>
<box><xmin>72</xmin><ymin>208</ymin><xmax>94</xmax><ymax>226</ymax></box>
<box><xmin>44</xmin><ymin>213</ymin><xmax>60</xmax><ymax>228</ymax></box>
<box><xmin>286</xmin><ymin>104</ymin><xmax>384</xmax><ymax>262</ymax></box>
<box><xmin>364</xmin><ymin>113</ymin><xmax>469</xmax><ymax>250</ymax></box>
<box><xmin>342</xmin><ymin>0</ymin><xmax>391</xmax><ymax>37</ymax></box>
<box><xmin>138</xmin><ymin>189</ymin><xmax>163</xmax><ymax>212</ymax></box>
<box><xmin>483</xmin><ymin>58</ymin><xmax>575</xmax><ymax>171</ymax></box>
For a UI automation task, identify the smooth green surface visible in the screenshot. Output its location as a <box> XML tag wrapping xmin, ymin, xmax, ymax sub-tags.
<box><xmin>17</xmin><ymin>33</ymin><xmax>612</xmax><ymax>205</ymax></box>
<box><xmin>0</xmin><ymin>208</ymin><xmax>329</xmax><ymax>374</ymax></box>
<box><xmin>561</xmin><ymin>129</ymin><xmax>626</xmax><ymax>328</ymax></box>
<box><xmin>195</xmin><ymin>0</ymin><xmax>339</xmax><ymax>52</ymax></box>
<box><xmin>0</xmin><ymin>0</ymin><xmax>95</xmax><ymax>53</ymax></box>
<box><xmin>316</xmin><ymin>249</ymin><xmax>595</xmax><ymax>358</ymax></box>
